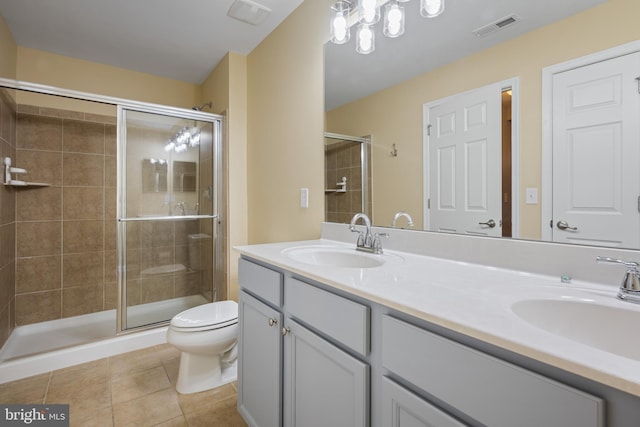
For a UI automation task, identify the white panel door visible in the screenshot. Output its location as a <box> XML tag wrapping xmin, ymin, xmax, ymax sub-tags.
<box><xmin>552</xmin><ymin>52</ymin><xmax>640</xmax><ymax>247</ymax></box>
<box><xmin>428</xmin><ymin>82</ymin><xmax>502</xmax><ymax>236</ymax></box>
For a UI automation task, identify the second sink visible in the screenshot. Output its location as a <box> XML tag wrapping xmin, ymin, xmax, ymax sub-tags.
<box><xmin>512</xmin><ymin>298</ymin><xmax>640</xmax><ymax>361</ymax></box>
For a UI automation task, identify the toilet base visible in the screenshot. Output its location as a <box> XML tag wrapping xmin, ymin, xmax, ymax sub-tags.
<box><xmin>176</xmin><ymin>352</ymin><xmax>238</xmax><ymax>394</ymax></box>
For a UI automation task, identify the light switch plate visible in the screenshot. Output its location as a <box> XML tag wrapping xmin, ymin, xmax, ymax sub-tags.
<box><xmin>525</xmin><ymin>187</ymin><xmax>538</xmax><ymax>204</ymax></box>
<box><xmin>300</xmin><ymin>188</ymin><xmax>309</xmax><ymax>208</ymax></box>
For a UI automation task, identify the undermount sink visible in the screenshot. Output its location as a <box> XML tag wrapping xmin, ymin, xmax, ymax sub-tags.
<box><xmin>282</xmin><ymin>246</ymin><xmax>387</xmax><ymax>268</ymax></box>
<box><xmin>512</xmin><ymin>299</ymin><xmax>640</xmax><ymax>361</ymax></box>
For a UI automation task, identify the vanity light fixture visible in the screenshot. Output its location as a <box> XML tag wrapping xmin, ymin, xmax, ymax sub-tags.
<box><xmin>329</xmin><ymin>0</ymin><xmax>445</xmax><ymax>54</ymax></box>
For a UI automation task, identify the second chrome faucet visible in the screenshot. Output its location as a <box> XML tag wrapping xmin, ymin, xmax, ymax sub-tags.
<box><xmin>349</xmin><ymin>213</ymin><xmax>387</xmax><ymax>254</ymax></box>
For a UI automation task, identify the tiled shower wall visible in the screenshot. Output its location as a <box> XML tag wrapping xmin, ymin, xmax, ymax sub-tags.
<box><xmin>0</xmin><ymin>89</ymin><xmax>17</xmax><ymax>348</ymax></box>
<box><xmin>14</xmin><ymin>105</ymin><xmax>119</xmax><ymax>326</ymax></box>
<box><xmin>325</xmin><ymin>140</ymin><xmax>371</xmax><ymax>224</ymax></box>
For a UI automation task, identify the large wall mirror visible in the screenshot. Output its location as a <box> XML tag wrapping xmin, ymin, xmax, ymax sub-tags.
<box><xmin>325</xmin><ymin>0</ymin><xmax>640</xmax><ymax>249</ymax></box>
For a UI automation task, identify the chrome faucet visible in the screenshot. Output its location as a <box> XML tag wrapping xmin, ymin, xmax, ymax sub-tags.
<box><xmin>392</xmin><ymin>211</ymin><xmax>414</xmax><ymax>228</ymax></box>
<box><xmin>596</xmin><ymin>256</ymin><xmax>640</xmax><ymax>303</ymax></box>
<box><xmin>349</xmin><ymin>213</ymin><xmax>388</xmax><ymax>254</ymax></box>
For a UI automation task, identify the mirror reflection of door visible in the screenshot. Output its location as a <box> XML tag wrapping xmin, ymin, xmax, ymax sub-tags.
<box><xmin>425</xmin><ymin>81</ymin><xmax>515</xmax><ymax>237</ymax></box>
<box><xmin>551</xmin><ymin>52</ymin><xmax>640</xmax><ymax>247</ymax></box>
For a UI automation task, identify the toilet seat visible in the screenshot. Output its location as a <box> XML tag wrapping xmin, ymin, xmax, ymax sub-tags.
<box><xmin>170</xmin><ymin>301</ymin><xmax>238</xmax><ymax>333</ymax></box>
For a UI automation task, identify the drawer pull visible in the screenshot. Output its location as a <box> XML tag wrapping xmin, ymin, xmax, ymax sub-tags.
<box><xmin>268</xmin><ymin>318</ymin><xmax>278</xmax><ymax>327</ymax></box>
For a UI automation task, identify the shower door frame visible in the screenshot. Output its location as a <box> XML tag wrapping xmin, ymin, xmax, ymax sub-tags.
<box><xmin>324</xmin><ymin>132</ymin><xmax>372</xmax><ymax>218</ymax></box>
<box><xmin>117</xmin><ymin>105</ymin><xmax>223</xmax><ymax>333</ymax></box>
<box><xmin>0</xmin><ymin>78</ymin><xmax>224</xmax><ymax>336</ymax></box>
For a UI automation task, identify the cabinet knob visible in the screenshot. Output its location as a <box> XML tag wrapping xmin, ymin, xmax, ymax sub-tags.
<box><xmin>268</xmin><ymin>318</ymin><xmax>278</xmax><ymax>327</ymax></box>
<box><xmin>281</xmin><ymin>327</ymin><xmax>290</xmax><ymax>336</ymax></box>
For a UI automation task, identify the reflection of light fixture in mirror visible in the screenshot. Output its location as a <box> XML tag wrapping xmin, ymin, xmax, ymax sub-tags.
<box><xmin>164</xmin><ymin>126</ymin><xmax>201</xmax><ymax>153</ymax></box>
<box><xmin>356</xmin><ymin>23</ymin><xmax>375</xmax><ymax>54</ymax></box>
<box><xmin>330</xmin><ymin>1</ymin><xmax>352</xmax><ymax>44</ymax></box>
<box><xmin>359</xmin><ymin>0</ymin><xmax>380</xmax><ymax>25</ymax></box>
<box><xmin>383</xmin><ymin>1</ymin><xmax>404</xmax><ymax>38</ymax></box>
<box><xmin>420</xmin><ymin>0</ymin><xmax>444</xmax><ymax>18</ymax></box>
<box><xmin>330</xmin><ymin>0</ymin><xmax>444</xmax><ymax>54</ymax></box>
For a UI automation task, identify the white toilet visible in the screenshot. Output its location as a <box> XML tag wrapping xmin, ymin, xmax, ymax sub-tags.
<box><xmin>166</xmin><ymin>300</ymin><xmax>238</xmax><ymax>394</ymax></box>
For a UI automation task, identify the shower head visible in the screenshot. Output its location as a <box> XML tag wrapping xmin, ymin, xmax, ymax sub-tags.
<box><xmin>192</xmin><ymin>101</ymin><xmax>213</xmax><ymax>111</ymax></box>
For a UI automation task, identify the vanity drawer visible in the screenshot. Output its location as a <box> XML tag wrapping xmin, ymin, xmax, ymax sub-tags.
<box><xmin>285</xmin><ymin>277</ymin><xmax>370</xmax><ymax>356</ymax></box>
<box><xmin>238</xmin><ymin>258</ymin><xmax>283</xmax><ymax>307</ymax></box>
<box><xmin>382</xmin><ymin>315</ymin><xmax>604</xmax><ymax>427</ymax></box>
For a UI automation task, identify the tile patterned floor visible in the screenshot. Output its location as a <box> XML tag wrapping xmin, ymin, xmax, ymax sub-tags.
<box><xmin>0</xmin><ymin>344</ymin><xmax>248</xmax><ymax>427</ymax></box>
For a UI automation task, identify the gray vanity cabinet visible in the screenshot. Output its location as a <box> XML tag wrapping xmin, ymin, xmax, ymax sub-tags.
<box><xmin>238</xmin><ymin>290</ymin><xmax>283</xmax><ymax>427</ymax></box>
<box><xmin>283</xmin><ymin>318</ymin><xmax>369</xmax><ymax>427</ymax></box>
<box><xmin>283</xmin><ymin>277</ymin><xmax>370</xmax><ymax>427</ymax></box>
<box><xmin>238</xmin><ymin>258</ymin><xmax>284</xmax><ymax>427</ymax></box>
<box><xmin>382</xmin><ymin>376</ymin><xmax>468</xmax><ymax>427</ymax></box>
<box><xmin>238</xmin><ymin>258</ymin><xmax>370</xmax><ymax>427</ymax></box>
<box><xmin>382</xmin><ymin>315</ymin><xmax>605</xmax><ymax>427</ymax></box>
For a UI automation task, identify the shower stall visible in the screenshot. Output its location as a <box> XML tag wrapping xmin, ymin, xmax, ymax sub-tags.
<box><xmin>324</xmin><ymin>132</ymin><xmax>372</xmax><ymax>223</ymax></box>
<box><xmin>0</xmin><ymin>80</ymin><xmax>224</xmax><ymax>378</ymax></box>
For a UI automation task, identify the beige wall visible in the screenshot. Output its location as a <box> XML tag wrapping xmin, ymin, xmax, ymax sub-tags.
<box><xmin>245</xmin><ymin>0</ymin><xmax>331</xmax><ymax>244</ymax></box>
<box><xmin>201</xmin><ymin>52</ymin><xmax>248</xmax><ymax>301</ymax></box>
<box><xmin>0</xmin><ymin>14</ymin><xmax>16</xmax><ymax>79</ymax></box>
<box><xmin>17</xmin><ymin>47</ymin><xmax>200</xmax><ymax>109</ymax></box>
<box><xmin>326</xmin><ymin>0</ymin><xmax>640</xmax><ymax>239</ymax></box>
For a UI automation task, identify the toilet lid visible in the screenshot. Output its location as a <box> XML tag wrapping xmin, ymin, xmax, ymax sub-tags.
<box><xmin>170</xmin><ymin>300</ymin><xmax>238</xmax><ymax>330</ymax></box>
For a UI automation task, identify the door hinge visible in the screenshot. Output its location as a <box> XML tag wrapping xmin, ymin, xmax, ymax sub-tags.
<box><xmin>550</xmin><ymin>219</ymin><xmax>554</xmax><ymax>228</ymax></box>
<box><xmin>427</xmin><ymin>198</ymin><xmax>431</xmax><ymax>209</ymax></box>
<box><xmin>637</xmin><ymin>195</ymin><xmax>640</xmax><ymax>213</ymax></box>
<box><xmin>427</xmin><ymin>124</ymin><xmax>432</xmax><ymax>136</ymax></box>
<box><xmin>636</xmin><ymin>76</ymin><xmax>640</xmax><ymax>94</ymax></box>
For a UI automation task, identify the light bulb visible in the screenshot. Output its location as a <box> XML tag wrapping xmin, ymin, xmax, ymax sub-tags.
<box><xmin>330</xmin><ymin>1</ymin><xmax>351</xmax><ymax>44</ymax></box>
<box><xmin>356</xmin><ymin>23</ymin><xmax>375</xmax><ymax>54</ymax></box>
<box><xmin>359</xmin><ymin>0</ymin><xmax>380</xmax><ymax>24</ymax></box>
<box><xmin>383</xmin><ymin>2</ymin><xmax>404</xmax><ymax>38</ymax></box>
<box><xmin>420</xmin><ymin>0</ymin><xmax>444</xmax><ymax>18</ymax></box>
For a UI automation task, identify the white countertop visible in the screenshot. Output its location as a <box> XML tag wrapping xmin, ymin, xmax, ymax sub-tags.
<box><xmin>236</xmin><ymin>238</ymin><xmax>640</xmax><ymax>398</ymax></box>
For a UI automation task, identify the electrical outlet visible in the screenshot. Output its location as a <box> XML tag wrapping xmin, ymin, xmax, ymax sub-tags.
<box><xmin>525</xmin><ymin>188</ymin><xmax>538</xmax><ymax>205</ymax></box>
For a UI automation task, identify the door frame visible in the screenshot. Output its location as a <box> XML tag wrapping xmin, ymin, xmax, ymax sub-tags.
<box><xmin>541</xmin><ymin>40</ymin><xmax>640</xmax><ymax>241</ymax></box>
<box><xmin>422</xmin><ymin>77</ymin><xmax>520</xmax><ymax>237</ymax></box>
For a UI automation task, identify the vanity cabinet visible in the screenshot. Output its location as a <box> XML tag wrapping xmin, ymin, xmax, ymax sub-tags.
<box><xmin>238</xmin><ymin>258</ymin><xmax>370</xmax><ymax>427</ymax></box>
<box><xmin>382</xmin><ymin>315</ymin><xmax>604</xmax><ymax>427</ymax></box>
<box><xmin>381</xmin><ymin>376</ymin><xmax>467</xmax><ymax>427</ymax></box>
<box><xmin>238</xmin><ymin>255</ymin><xmax>609</xmax><ymax>427</ymax></box>
<box><xmin>238</xmin><ymin>290</ymin><xmax>283</xmax><ymax>427</ymax></box>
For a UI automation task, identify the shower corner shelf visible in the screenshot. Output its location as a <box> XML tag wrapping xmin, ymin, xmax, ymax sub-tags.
<box><xmin>325</xmin><ymin>188</ymin><xmax>347</xmax><ymax>193</ymax></box>
<box><xmin>4</xmin><ymin>181</ymin><xmax>51</xmax><ymax>187</ymax></box>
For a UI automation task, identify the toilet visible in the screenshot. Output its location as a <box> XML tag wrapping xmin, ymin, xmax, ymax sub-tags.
<box><xmin>166</xmin><ymin>300</ymin><xmax>238</xmax><ymax>394</ymax></box>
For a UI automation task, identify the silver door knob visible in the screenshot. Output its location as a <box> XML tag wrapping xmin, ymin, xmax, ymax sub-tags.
<box><xmin>478</xmin><ymin>219</ymin><xmax>496</xmax><ymax>228</ymax></box>
<box><xmin>282</xmin><ymin>327</ymin><xmax>290</xmax><ymax>336</ymax></box>
<box><xmin>268</xmin><ymin>318</ymin><xmax>278</xmax><ymax>327</ymax></box>
<box><xmin>557</xmin><ymin>220</ymin><xmax>578</xmax><ymax>231</ymax></box>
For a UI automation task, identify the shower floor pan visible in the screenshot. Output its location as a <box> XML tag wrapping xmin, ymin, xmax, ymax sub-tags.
<box><xmin>0</xmin><ymin>294</ymin><xmax>207</xmax><ymax>361</ymax></box>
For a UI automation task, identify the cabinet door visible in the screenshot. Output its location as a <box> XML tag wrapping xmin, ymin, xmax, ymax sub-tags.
<box><xmin>382</xmin><ymin>377</ymin><xmax>468</xmax><ymax>427</ymax></box>
<box><xmin>238</xmin><ymin>290</ymin><xmax>283</xmax><ymax>427</ymax></box>
<box><xmin>284</xmin><ymin>319</ymin><xmax>369</xmax><ymax>427</ymax></box>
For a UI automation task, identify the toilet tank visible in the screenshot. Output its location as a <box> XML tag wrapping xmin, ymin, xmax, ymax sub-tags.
<box><xmin>188</xmin><ymin>233</ymin><xmax>212</xmax><ymax>270</ymax></box>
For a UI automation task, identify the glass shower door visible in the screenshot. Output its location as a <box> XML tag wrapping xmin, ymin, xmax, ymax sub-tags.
<box><xmin>117</xmin><ymin>107</ymin><xmax>221</xmax><ymax>332</ymax></box>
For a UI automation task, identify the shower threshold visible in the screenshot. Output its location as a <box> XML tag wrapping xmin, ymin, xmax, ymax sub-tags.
<box><xmin>0</xmin><ymin>294</ymin><xmax>207</xmax><ymax>361</ymax></box>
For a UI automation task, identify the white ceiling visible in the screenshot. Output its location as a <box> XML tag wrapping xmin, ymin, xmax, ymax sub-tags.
<box><xmin>324</xmin><ymin>0</ymin><xmax>607</xmax><ymax>110</ymax></box>
<box><xmin>0</xmin><ymin>0</ymin><xmax>304</xmax><ymax>84</ymax></box>
<box><xmin>0</xmin><ymin>0</ymin><xmax>608</xmax><ymax>111</ymax></box>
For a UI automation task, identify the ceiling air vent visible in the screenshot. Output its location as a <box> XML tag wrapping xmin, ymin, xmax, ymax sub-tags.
<box><xmin>227</xmin><ymin>0</ymin><xmax>272</xmax><ymax>26</ymax></box>
<box><xmin>472</xmin><ymin>14</ymin><xmax>522</xmax><ymax>38</ymax></box>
